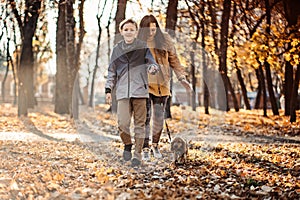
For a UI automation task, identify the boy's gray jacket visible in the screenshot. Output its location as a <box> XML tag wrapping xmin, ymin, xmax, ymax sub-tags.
<box><xmin>105</xmin><ymin>39</ymin><xmax>157</xmax><ymax>100</ymax></box>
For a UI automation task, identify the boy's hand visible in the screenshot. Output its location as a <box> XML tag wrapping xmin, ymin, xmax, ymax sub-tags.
<box><xmin>106</xmin><ymin>93</ymin><xmax>112</xmax><ymax>105</ymax></box>
<box><xmin>148</xmin><ymin>64</ymin><xmax>159</xmax><ymax>75</ymax></box>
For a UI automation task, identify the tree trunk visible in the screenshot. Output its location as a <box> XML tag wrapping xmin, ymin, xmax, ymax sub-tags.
<box><xmin>12</xmin><ymin>22</ymin><xmax>18</xmax><ymax>105</ymax></box>
<box><xmin>258</xmin><ymin>65</ymin><xmax>267</xmax><ymax>117</ymax></box>
<box><xmin>200</xmin><ymin>11</ymin><xmax>209</xmax><ymax>114</ymax></box>
<box><xmin>248</xmin><ymin>73</ymin><xmax>254</xmax><ymax>91</ymax></box>
<box><xmin>230</xmin><ymin>3</ymin><xmax>248</xmax><ymax>110</ymax></box>
<box><xmin>208</xmin><ymin>0</ymin><xmax>219</xmax><ymax>53</ymax></box>
<box><xmin>219</xmin><ymin>0</ymin><xmax>239</xmax><ymax>111</ymax></box>
<box><xmin>2</xmin><ymin>61</ymin><xmax>9</xmax><ymax>102</ymax></box>
<box><xmin>284</xmin><ymin>62</ymin><xmax>293</xmax><ymax>115</ymax></box>
<box><xmin>2</xmin><ymin>36</ymin><xmax>11</xmax><ymax>102</ymax></box>
<box><xmin>164</xmin><ymin>0</ymin><xmax>179</xmax><ymax>118</ymax></box>
<box><xmin>65</xmin><ymin>0</ymin><xmax>76</xmax><ymax>118</ymax></box>
<box><xmin>227</xmin><ymin>69</ymin><xmax>239</xmax><ymax>111</ymax></box>
<box><xmin>264</xmin><ymin>0</ymin><xmax>279</xmax><ymax>115</ymax></box>
<box><xmin>208</xmin><ymin>0</ymin><xmax>223</xmax><ymax>109</ymax></box>
<box><xmin>17</xmin><ymin>0</ymin><xmax>41</xmax><ymax>116</ymax></box>
<box><xmin>166</xmin><ymin>0</ymin><xmax>178</xmax><ymax>37</ymax></box>
<box><xmin>90</xmin><ymin>0</ymin><xmax>109</xmax><ymax>108</ymax></box>
<box><xmin>55</xmin><ymin>0</ymin><xmax>69</xmax><ymax>114</ymax></box>
<box><xmin>265</xmin><ymin>62</ymin><xmax>279</xmax><ymax>115</ymax></box>
<box><xmin>72</xmin><ymin>0</ymin><xmax>85</xmax><ymax>119</ymax></box>
<box><xmin>254</xmin><ymin>68</ymin><xmax>261</xmax><ymax>109</ymax></box>
<box><xmin>89</xmin><ymin>14</ymin><xmax>102</xmax><ymax>108</ymax></box>
<box><xmin>72</xmin><ymin>76</ymin><xmax>80</xmax><ymax>119</ymax></box>
<box><xmin>104</xmin><ymin>3</ymin><xmax>114</xmax><ymax>110</ymax></box>
<box><xmin>290</xmin><ymin>64</ymin><xmax>300</xmax><ymax>122</ymax></box>
<box><xmin>236</xmin><ymin>66</ymin><xmax>251</xmax><ymax>110</ymax></box>
<box><xmin>114</xmin><ymin>0</ymin><xmax>127</xmax><ymax>44</ymax></box>
<box><xmin>283</xmin><ymin>0</ymin><xmax>300</xmax><ymax>116</ymax></box>
<box><xmin>190</xmin><ymin>41</ymin><xmax>197</xmax><ymax>111</ymax></box>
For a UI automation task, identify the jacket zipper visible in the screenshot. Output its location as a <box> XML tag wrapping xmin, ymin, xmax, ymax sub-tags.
<box><xmin>127</xmin><ymin>56</ymin><xmax>130</xmax><ymax>98</ymax></box>
<box><xmin>140</xmin><ymin>73</ymin><xmax>147</xmax><ymax>89</ymax></box>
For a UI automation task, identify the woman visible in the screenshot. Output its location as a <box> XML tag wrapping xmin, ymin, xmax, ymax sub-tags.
<box><xmin>137</xmin><ymin>15</ymin><xmax>192</xmax><ymax>160</ymax></box>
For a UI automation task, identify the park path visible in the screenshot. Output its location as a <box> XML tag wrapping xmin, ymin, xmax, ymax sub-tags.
<box><xmin>1</xmin><ymin>125</ymin><xmax>299</xmax><ymax>145</ymax></box>
<box><xmin>0</xmin><ymin>103</ymin><xmax>299</xmax><ymax>145</ymax></box>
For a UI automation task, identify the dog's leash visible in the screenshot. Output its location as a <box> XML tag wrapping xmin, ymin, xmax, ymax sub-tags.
<box><xmin>162</xmin><ymin>96</ymin><xmax>172</xmax><ymax>143</ymax></box>
<box><xmin>157</xmin><ymin>80</ymin><xmax>172</xmax><ymax>143</ymax></box>
<box><xmin>154</xmin><ymin>48</ymin><xmax>172</xmax><ymax>143</ymax></box>
<box><xmin>165</xmin><ymin>119</ymin><xmax>172</xmax><ymax>143</ymax></box>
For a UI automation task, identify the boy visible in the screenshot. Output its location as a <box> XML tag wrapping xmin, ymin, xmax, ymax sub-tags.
<box><xmin>105</xmin><ymin>19</ymin><xmax>158</xmax><ymax>167</ymax></box>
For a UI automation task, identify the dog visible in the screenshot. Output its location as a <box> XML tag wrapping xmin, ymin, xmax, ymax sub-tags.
<box><xmin>170</xmin><ymin>137</ymin><xmax>188</xmax><ymax>164</ymax></box>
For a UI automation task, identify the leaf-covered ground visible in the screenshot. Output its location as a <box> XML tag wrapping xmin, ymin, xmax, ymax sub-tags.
<box><xmin>0</xmin><ymin>103</ymin><xmax>299</xmax><ymax>199</ymax></box>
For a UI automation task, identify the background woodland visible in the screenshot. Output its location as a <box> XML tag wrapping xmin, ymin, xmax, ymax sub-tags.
<box><xmin>0</xmin><ymin>0</ymin><xmax>300</xmax><ymax>122</ymax></box>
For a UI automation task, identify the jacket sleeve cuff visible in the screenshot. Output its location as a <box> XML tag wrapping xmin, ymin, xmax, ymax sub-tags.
<box><xmin>105</xmin><ymin>88</ymin><xmax>111</xmax><ymax>94</ymax></box>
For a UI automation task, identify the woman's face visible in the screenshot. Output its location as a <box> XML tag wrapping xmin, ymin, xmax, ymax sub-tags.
<box><xmin>120</xmin><ymin>23</ymin><xmax>137</xmax><ymax>44</ymax></box>
<box><xmin>148</xmin><ymin>23</ymin><xmax>157</xmax><ymax>40</ymax></box>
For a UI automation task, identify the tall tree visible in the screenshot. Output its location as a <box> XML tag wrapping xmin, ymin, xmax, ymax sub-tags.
<box><xmin>55</xmin><ymin>0</ymin><xmax>69</xmax><ymax>114</ymax></box>
<box><xmin>65</xmin><ymin>0</ymin><xmax>75</xmax><ymax>117</ymax></box>
<box><xmin>164</xmin><ymin>0</ymin><xmax>178</xmax><ymax>118</ymax></box>
<box><xmin>229</xmin><ymin>2</ymin><xmax>251</xmax><ymax>110</ymax></box>
<box><xmin>2</xmin><ymin>17</ymin><xmax>13</xmax><ymax>103</ymax></box>
<box><xmin>89</xmin><ymin>0</ymin><xmax>108</xmax><ymax>108</ymax></box>
<box><xmin>218</xmin><ymin>0</ymin><xmax>239</xmax><ymax>111</ymax></box>
<box><xmin>290</xmin><ymin>65</ymin><xmax>300</xmax><ymax>122</ymax></box>
<box><xmin>199</xmin><ymin>5</ymin><xmax>210</xmax><ymax>114</ymax></box>
<box><xmin>55</xmin><ymin>0</ymin><xmax>83</xmax><ymax>119</ymax></box>
<box><xmin>282</xmin><ymin>0</ymin><xmax>300</xmax><ymax>122</ymax></box>
<box><xmin>8</xmin><ymin>0</ymin><xmax>42</xmax><ymax>116</ymax></box>
<box><xmin>184</xmin><ymin>1</ymin><xmax>211</xmax><ymax>114</ymax></box>
<box><xmin>258</xmin><ymin>63</ymin><xmax>268</xmax><ymax>116</ymax></box>
<box><xmin>72</xmin><ymin>0</ymin><xmax>85</xmax><ymax>119</ymax></box>
<box><xmin>264</xmin><ymin>0</ymin><xmax>279</xmax><ymax>115</ymax></box>
<box><xmin>184</xmin><ymin>0</ymin><xmax>200</xmax><ymax>111</ymax></box>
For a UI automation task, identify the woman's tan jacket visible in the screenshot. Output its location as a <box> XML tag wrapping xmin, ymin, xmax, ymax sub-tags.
<box><xmin>147</xmin><ymin>33</ymin><xmax>186</xmax><ymax>97</ymax></box>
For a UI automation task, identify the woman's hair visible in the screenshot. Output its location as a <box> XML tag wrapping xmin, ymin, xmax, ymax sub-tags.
<box><xmin>137</xmin><ymin>14</ymin><xmax>166</xmax><ymax>51</ymax></box>
<box><xmin>119</xmin><ymin>18</ymin><xmax>138</xmax><ymax>32</ymax></box>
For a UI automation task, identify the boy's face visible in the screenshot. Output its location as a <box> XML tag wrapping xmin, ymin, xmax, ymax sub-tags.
<box><xmin>120</xmin><ymin>23</ymin><xmax>137</xmax><ymax>44</ymax></box>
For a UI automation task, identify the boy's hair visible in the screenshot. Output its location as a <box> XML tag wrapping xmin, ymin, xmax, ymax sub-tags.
<box><xmin>119</xmin><ymin>18</ymin><xmax>138</xmax><ymax>32</ymax></box>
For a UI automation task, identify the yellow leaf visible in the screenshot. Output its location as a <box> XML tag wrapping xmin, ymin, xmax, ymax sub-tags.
<box><xmin>41</xmin><ymin>171</ymin><xmax>52</xmax><ymax>182</ymax></box>
<box><xmin>291</xmin><ymin>39</ymin><xmax>299</xmax><ymax>47</ymax></box>
<box><xmin>53</xmin><ymin>173</ymin><xmax>65</xmax><ymax>181</ymax></box>
<box><xmin>284</xmin><ymin>53</ymin><xmax>291</xmax><ymax>61</ymax></box>
<box><xmin>244</xmin><ymin>124</ymin><xmax>251</xmax><ymax>131</ymax></box>
<box><xmin>106</xmin><ymin>167</ymin><xmax>114</xmax><ymax>174</ymax></box>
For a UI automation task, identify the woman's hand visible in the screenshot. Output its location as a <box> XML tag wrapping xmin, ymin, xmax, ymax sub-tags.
<box><xmin>180</xmin><ymin>79</ymin><xmax>193</xmax><ymax>93</ymax></box>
